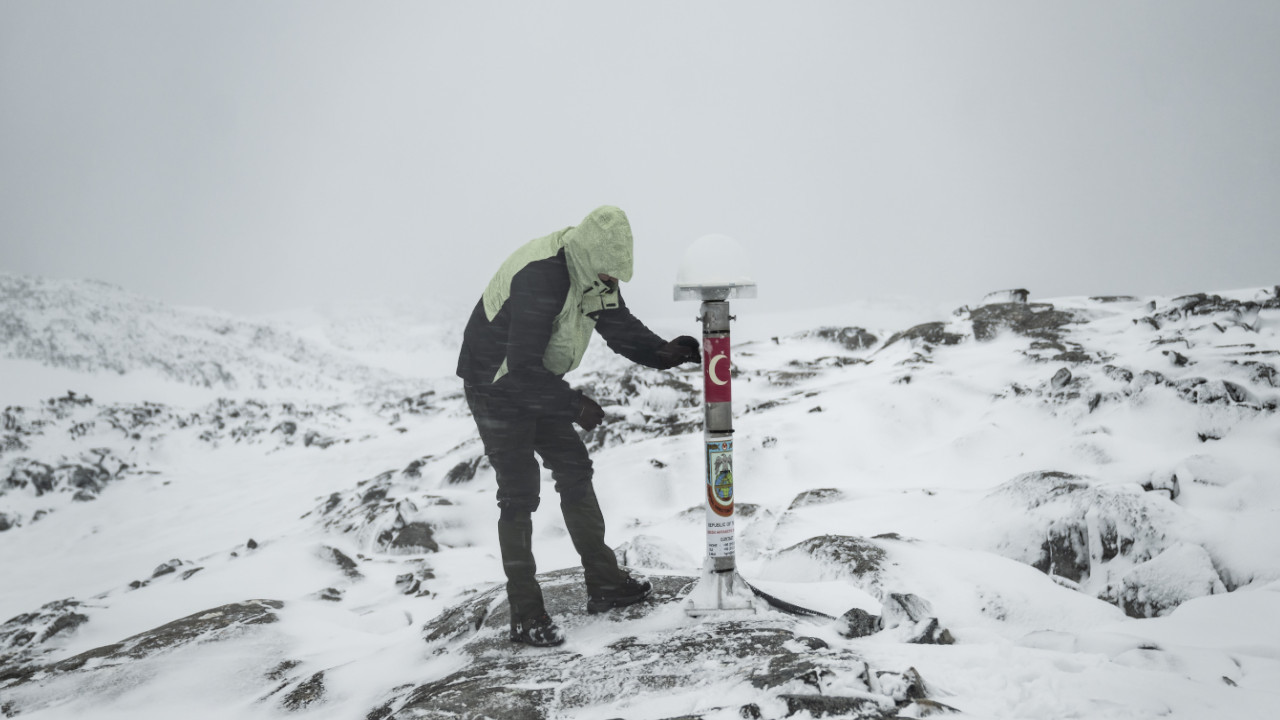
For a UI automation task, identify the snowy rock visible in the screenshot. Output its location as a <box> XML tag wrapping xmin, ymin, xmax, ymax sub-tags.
<box><xmin>787</xmin><ymin>487</ymin><xmax>848</xmax><ymax>510</ymax></box>
<box><xmin>838</xmin><ymin>607</ymin><xmax>880</xmax><ymax>639</ymax></box>
<box><xmin>442</xmin><ymin>456</ymin><xmax>482</xmax><ymax>484</ymax></box>
<box><xmin>277</xmin><ymin>670</ymin><xmax>326</xmax><ymax>711</ymax></box>
<box><xmin>967</xmin><ymin>302</ymin><xmax>1078</xmax><ymax>345</ymax></box>
<box><xmin>1050</xmin><ymin>367</ymin><xmax>1073</xmax><ymax>390</ymax></box>
<box><xmin>613</xmin><ymin>533</ymin><xmax>696</xmax><ymax>570</ymax></box>
<box><xmin>988</xmin><ymin>470</ymin><xmax>1191</xmax><ymax>611</ymax></box>
<box><xmin>806</xmin><ymin>326</ymin><xmax>880</xmax><ymax>351</ymax></box>
<box><xmin>880</xmin><ymin>593</ymin><xmax>955</xmax><ymax>645</ymax></box>
<box><xmin>770</xmin><ymin>535</ymin><xmax>887</xmax><ymax>591</ymax></box>
<box><xmin>1</xmin><ymin>599</ymin><xmax>283</xmax><ymax>708</ymax></box>
<box><xmin>1109</xmin><ymin>543</ymin><xmax>1227</xmax><ymax>618</ymax></box>
<box><xmin>778</xmin><ymin>693</ymin><xmax>896</xmax><ymax>718</ymax></box>
<box><xmin>1141</xmin><ymin>471</ymin><xmax>1181</xmax><ymax>501</ymax></box>
<box><xmin>0</xmin><ymin>599</ymin><xmax>89</xmax><ymax>683</ymax></box>
<box><xmin>310</xmin><ymin>464</ymin><xmax>454</xmax><ymax>554</ymax></box>
<box><xmin>882</xmin><ymin>322</ymin><xmax>965</xmax><ymax>350</ymax></box>
<box><xmin>1172</xmin><ymin>377</ymin><xmax>1252</xmax><ymax>406</ymax></box>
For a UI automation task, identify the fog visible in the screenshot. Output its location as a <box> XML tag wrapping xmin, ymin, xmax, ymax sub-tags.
<box><xmin>3</xmin><ymin>0</ymin><xmax>1278</xmax><ymax>322</ymax></box>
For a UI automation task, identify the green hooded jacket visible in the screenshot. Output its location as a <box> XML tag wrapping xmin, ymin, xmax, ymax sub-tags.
<box><xmin>481</xmin><ymin>205</ymin><xmax>634</xmax><ymax>381</ymax></box>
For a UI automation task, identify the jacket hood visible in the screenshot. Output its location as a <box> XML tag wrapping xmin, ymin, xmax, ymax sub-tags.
<box><xmin>563</xmin><ymin>206</ymin><xmax>634</xmax><ymax>290</ymax></box>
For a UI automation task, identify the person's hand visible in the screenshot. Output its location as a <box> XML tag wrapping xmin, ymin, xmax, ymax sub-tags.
<box><xmin>656</xmin><ymin>336</ymin><xmax>701</xmax><ymax>368</ymax></box>
<box><xmin>575</xmin><ymin>394</ymin><xmax>605</xmax><ymax>431</ymax></box>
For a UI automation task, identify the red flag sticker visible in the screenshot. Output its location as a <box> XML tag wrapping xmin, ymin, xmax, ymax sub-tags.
<box><xmin>703</xmin><ymin>336</ymin><xmax>731</xmax><ymax>403</ymax></box>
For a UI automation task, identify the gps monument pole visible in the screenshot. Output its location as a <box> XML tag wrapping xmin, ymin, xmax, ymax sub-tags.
<box><xmin>674</xmin><ymin>235</ymin><xmax>763</xmax><ymax>617</ymax></box>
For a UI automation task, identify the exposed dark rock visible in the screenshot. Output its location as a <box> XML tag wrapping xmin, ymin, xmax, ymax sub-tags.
<box><xmin>878</xmin><ymin>593</ymin><xmax>954</xmax><ymax>645</ymax></box>
<box><xmin>793</xmin><ymin>635</ymin><xmax>829</xmax><ymax>651</ymax></box>
<box><xmin>968</xmin><ymin>302</ymin><xmax>1078</xmax><ymax>343</ymax></box>
<box><xmin>1050</xmin><ymin>367</ymin><xmax>1073</xmax><ymax>390</ymax></box>
<box><xmin>282</xmin><ymin>671</ymin><xmax>326</xmax><ymax>710</ymax></box>
<box><xmin>1173</xmin><ymin>377</ymin><xmax>1251</xmax><ymax>406</ymax></box>
<box><xmin>443</xmin><ymin>456</ymin><xmax>481</xmax><ymax>484</ymax></box>
<box><xmin>788</xmin><ymin>488</ymin><xmax>847</xmax><ymax>510</ymax></box>
<box><xmin>902</xmin><ymin>698</ymin><xmax>963</xmax><ymax>716</ymax></box>
<box><xmin>311</xmin><ymin>468</ymin><xmax>455</xmax><ymax>554</ymax></box>
<box><xmin>779</xmin><ymin>693</ymin><xmax>895</xmax><ymax>718</ymax></box>
<box><xmin>809</xmin><ymin>326</ymin><xmax>879</xmax><ymax>351</ymax></box>
<box><xmin>1035</xmin><ymin>522</ymin><xmax>1091</xmax><ymax>583</ymax></box>
<box><xmin>2</xmin><ymin>599</ymin><xmax>283</xmax><ymax>700</ymax></box>
<box><xmin>1139</xmin><ymin>293</ymin><xmax>1275</xmax><ymax>331</ymax></box>
<box><xmin>838</xmin><ymin>607</ymin><xmax>880</xmax><ymax>639</ymax></box>
<box><xmin>321</xmin><ymin>547</ymin><xmax>362</xmax><ymax>579</ymax></box>
<box><xmin>774</xmin><ymin>535</ymin><xmax>887</xmax><ymax>588</ymax></box>
<box><xmin>991</xmin><ymin>471</ymin><xmax>1091</xmax><ymax>509</ymax></box>
<box><xmin>906</xmin><ymin>617</ymin><xmax>955</xmax><ymax>645</ymax></box>
<box><xmin>882</xmin><ymin>593</ymin><xmax>934</xmax><ymax>627</ymax></box>
<box><xmin>1103</xmin><ymin>365</ymin><xmax>1134</xmax><ymax>383</ymax></box>
<box><xmin>1090</xmin><ymin>296</ymin><xmax>1137</xmax><ymax>303</ymax></box>
<box><xmin>152</xmin><ymin>559</ymin><xmax>184</xmax><ymax>578</ymax></box>
<box><xmin>314</xmin><ymin>588</ymin><xmax>344</xmax><ymax>602</ymax></box>
<box><xmin>767</xmin><ymin>369</ymin><xmax>818</xmax><ymax>387</ymax></box>
<box><xmin>0</xmin><ymin>599</ymin><xmax>90</xmax><ymax>682</ymax></box>
<box><xmin>883</xmin><ymin>322</ymin><xmax>965</xmax><ymax>350</ymax></box>
<box><xmin>395</xmin><ymin>573</ymin><xmax>421</xmax><ymax>595</ymax></box>
<box><xmin>303</xmin><ymin>430</ymin><xmax>338</xmax><ymax>448</ymax></box>
<box><xmin>1142</xmin><ymin>472</ymin><xmax>1181</xmax><ymax>501</ymax></box>
<box><xmin>383</xmin><ymin>522</ymin><xmax>439</xmax><ymax>554</ymax></box>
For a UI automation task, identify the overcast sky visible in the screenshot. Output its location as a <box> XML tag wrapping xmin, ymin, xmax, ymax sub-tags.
<box><xmin>3</xmin><ymin>0</ymin><xmax>1278</xmax><ymax>321</ymax></box>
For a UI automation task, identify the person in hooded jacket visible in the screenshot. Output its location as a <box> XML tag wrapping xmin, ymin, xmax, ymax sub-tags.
<box><xmin>457</xmin><ymin>206</ymin><xmax>700</xmax><ymax>646</ymax></box>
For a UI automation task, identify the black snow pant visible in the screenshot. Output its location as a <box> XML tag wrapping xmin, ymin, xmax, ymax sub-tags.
<box><xmin>464</xmin><ymin>387</ymin><xmax>628</xmax><ymax>623</ymax></box>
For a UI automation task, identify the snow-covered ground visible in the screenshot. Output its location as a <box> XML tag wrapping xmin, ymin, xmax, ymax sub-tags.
<box><xmin>3</xmin><ymin>274</ymin><xmax>1279</xmax><ymax>719</ymax></box>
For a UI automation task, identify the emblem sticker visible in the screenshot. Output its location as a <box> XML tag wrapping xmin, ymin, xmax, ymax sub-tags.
<box><xmin>706</xmin><ymin>439</ymin><xmax>734</xmax><ymax>518</ymax></box>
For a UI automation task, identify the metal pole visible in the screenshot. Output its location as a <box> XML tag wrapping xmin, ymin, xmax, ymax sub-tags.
<box><xmin>673</xmin><ymin>234</ymin><xmax>759</xmax><ymax>616</ymax></box>
<box><xmin>684</xmin><ymin>298</ymin><xmax>759</xmax><ymax>616</ymax></box>
<box><xmin>701</xmin><ymin>300</ymin><xmax>735</xmax><ymax>576</ymax></box>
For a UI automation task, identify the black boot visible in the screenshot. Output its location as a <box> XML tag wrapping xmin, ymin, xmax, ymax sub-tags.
<box><xmin>509</xmin><ymin>611</ymin><xmax>565</xmax><ymax>647</ymax></box>
<box><xmin>587</xmin><ymin>576</ymin><xmax>653</xmax><ymax>615</ymax></box>
<box><xmin>497</xmin><ymin>511</ymin><xmax>546</xmax><ymax>626</ymax></box>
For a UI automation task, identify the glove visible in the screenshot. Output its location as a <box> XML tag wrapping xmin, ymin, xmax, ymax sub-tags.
<box><xmin>574</xmin><ymin>394</ymin><xmax>605</xmax><ymax>431</ymax></box>
<box><xmin>656</xmin><ymin>336</ymin><xmax>701</xmax><ymax>369</ymax></box>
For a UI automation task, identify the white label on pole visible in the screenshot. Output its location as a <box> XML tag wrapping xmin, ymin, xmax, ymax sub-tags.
<box><xmin>705</xmin><ymin>439</ymin><xmax>735</xmax><ymax>559</ymax></box>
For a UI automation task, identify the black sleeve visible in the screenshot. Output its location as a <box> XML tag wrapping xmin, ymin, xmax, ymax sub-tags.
<box><xmin>502</xmin><ymin>261</ymin><xmax>581</xmax><ymax>417</ymax></box>
<box><xmin>591</xmin><ymin>292</ymin><xmax>669</xmax><ymax>369</ymax></box>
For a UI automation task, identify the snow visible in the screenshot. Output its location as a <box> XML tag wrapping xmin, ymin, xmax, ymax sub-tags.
<box><xmin>3</xmin><ymin>278</ymin><xmax>1280</xmax><ymax>718</ymax></box>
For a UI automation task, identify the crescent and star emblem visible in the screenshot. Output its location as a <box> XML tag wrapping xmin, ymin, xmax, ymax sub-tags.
<box><xmin>708</xmin><ymin>354</ymin><xmax>729</xmax><ymax>386</ymax></box>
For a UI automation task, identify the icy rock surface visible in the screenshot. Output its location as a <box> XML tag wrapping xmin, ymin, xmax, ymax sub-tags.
<box><xmin>404</xmin><ymin>568</ymin><xmax>916</xmax><ymax>720</ymax></box>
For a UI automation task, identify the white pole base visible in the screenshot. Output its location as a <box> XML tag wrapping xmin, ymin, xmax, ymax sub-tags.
<box><xmin>684</xmin><ymin>558</ymin><xmax>767</xmax><ymax>617</ymax></box>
